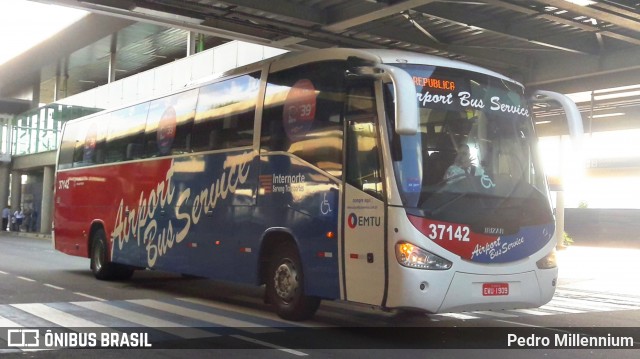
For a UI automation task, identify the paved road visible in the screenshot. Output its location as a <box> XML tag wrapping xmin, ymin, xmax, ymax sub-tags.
<box><xmin>0</xmin><ymin>233</ymin><xmax>639</xmax><ymax>358</ymax></box>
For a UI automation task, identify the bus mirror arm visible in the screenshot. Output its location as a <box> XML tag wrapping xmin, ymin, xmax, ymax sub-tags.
<box><xmin>346</xmin><ymin>61</ymin><xmax>419</xmax><ymax>136</ymax></box>
<box><xmin>531</xmin><ymin>90</ymin><xmax>583</xmax><ymax>148</ymax></box>
<box><xmin>375</xmin><ymin>64</ymin><xmax>419</xmax><ymax>136</ymax></box>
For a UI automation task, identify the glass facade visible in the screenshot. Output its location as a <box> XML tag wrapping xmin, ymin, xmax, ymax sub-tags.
<box><xmin>10</xmin><ymin>104</ymin><xmax>102</xmax><ymax>156</ymax></box>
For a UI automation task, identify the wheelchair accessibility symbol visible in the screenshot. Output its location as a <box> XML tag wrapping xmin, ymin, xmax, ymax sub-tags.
<box><xmin>321</xmin><ymin>193</ymin><xmax>333</xmax><ymax>215</ymax></box>
<box><xmin>481</xmin><ymin>174</ymin><xmax>496</xmax><ymax>189</ymax></box>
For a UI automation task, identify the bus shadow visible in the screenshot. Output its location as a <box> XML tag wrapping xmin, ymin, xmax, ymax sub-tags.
<box><xmin>69</xmin><ymin>267</ymin><xmax>445</xmax><ymax>327</ymax></box>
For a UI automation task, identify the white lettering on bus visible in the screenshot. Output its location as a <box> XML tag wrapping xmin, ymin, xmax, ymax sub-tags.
<box><xmin>471</xmin><ymin>237</ymin><xmax>501</xmax><ymax>259</ymax></box>
<box><xmin>491</xmin><ymin>236</ymin><xmax>525</xmax><ymax>260</ymax></box>
<box><xmin>415</xmin><ymin>91</ymin><xmax>530</xmax><ymax>118</ymax></box>
<box><xmin>416</xmin><ymin>92</ymin><xmax>453</xmax><ymax>106</ymax></box>
<box><xmin>458</xmin><ymin>92</ymin><xmax>485</xmax><ymax>109</ymax></box>
<box><xmin>490</xmin><ymin>97</ymin><xmax>530</xmax><ymax>117</ymax></box>
<box><xmin>471</xmin><ymin>237</ymin><xmax>526</xmax><ymax>260</ymax></box>
<box><xmin>111</xmin><ymin>158</ymin><xmax>250</xmax><ymax>268</ymax></box>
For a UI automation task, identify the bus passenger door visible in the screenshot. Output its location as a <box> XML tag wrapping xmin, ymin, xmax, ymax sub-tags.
<box><xmin>342</xmin><ymin>85</ymin><xmax>387</xmax><ymax>306</ymax></box>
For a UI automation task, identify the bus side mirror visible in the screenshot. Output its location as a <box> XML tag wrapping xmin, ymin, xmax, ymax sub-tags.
<box><xmin>530</xmin><ymin>90</ymin><xmax>584</xmax><ymax>147</ymax></box>
<box><xmin>376</xmin><ymin>64</ymin><xmax>419</xmax><ymax>136</ymax></box>
<box><xmin>346</xmin><ymin>57</ymin><xmax>419</xmax><ymax>136</ymax></box>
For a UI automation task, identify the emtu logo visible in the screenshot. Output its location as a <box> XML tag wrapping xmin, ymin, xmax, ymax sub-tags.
<box><xmin>347</xmin><ymin>213</ymin><xmax>358</xmax><ymax>229</ymax></box>
<box><xmin>347</xmin><ymin>213</ymin><xmax>381</xmax><ymax>229</ymax></box>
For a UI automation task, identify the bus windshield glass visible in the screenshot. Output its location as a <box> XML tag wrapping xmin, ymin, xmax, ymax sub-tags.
<box><xmin>387</xmin><ymin>64</ymin><xmax>552</xmax><ymax>227</ymax></box>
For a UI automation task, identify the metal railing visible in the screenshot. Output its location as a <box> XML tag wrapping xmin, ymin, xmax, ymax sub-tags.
<box><xmin>9</xmin><ymin>104</ymin><xmax>102</xmax><ymax>157</ymax></box>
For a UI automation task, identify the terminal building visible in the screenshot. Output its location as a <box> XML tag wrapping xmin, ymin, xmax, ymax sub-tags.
<box><xmin>0</xmin><ymin>16</ymin><xmax>285</xmax><ymax>234</ymax></box>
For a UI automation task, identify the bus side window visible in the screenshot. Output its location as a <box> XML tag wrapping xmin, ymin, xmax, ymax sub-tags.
<box><xmin>144</xmin><ymin>89</ymin><xmax>198</xmax><ymax>157</ymax></box>
<box><xmin>62</xmin><ymin>122</ymin><xmax>83</xmax><ymax>169</ymax></box>
<box><xmin>261</xmin><ymin>62</ymin><xmax>344</xmax><ymax>178</ymax></box>
<box><xmin>69</xmin><ymin>115</ymin><xmax>107</xmax><ymax>168</ymax></box>
<box><xmin>345</xmin><ymin>86</ymin><xmax>383</xmax><ymax>199</ymax></box>
<box><xmin>191</xmin><ymin>72</ymin><xmax>260</xmax><ymax>152</ymax></box>
<box><xmin>105</xmin><ymin>103</ymin><xmax>149</xmax><ymax>163</ymax></box>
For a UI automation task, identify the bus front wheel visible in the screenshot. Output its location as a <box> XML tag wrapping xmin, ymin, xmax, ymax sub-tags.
<box><xmin>266</xmin><ymin>243</ymin><xmax>320</xmax><ymax>321</ymax></box>
<box><xmin>90</xmin><ymin>228</ymin><xmax>134</xmax><ymax>280</ymax></box>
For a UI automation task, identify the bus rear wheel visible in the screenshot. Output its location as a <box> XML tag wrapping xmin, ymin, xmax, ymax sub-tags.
<box><xmin>90</xmin><ymin>228</ymin><xmax>134</xmax><ymax>280</ymax></box>
<box><xmin>266</xmin><ymin>243</ymin><xmax>320</xmax><ymax>321</ymax></box>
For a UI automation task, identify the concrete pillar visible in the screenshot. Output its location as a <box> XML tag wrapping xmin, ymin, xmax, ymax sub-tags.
<box><xmin>187</xmin><ymin>32</ymin><xmax>205</xmax><ymax>56</ymax></box>
<box><xmin>54</xmin><ymin>60</ymin><xmax>69</xmax><ymax>102</ymax></box>
<box><xmin>108</xmin><ymin>51</ymin><xmax>117</xmax><ymax>83</ymax></box>
<box><xmin>31</xmin><ymin>77</ymin><xmax>41</xmax><ymax>109</ymax></box>
<box><xmin>10</xmin><ymin>171</ymin><xmax>21</xmax><ymax>212</ymax></box>
<box><xmin>108</xmin><ymin>35</ymin><xmax>117</xmax><ymax>83</ymax></box>
<box><xmin>10</xmin><ymin>171</ymin><xmax>22</xmax><ymax>231</ymax></box>
<box><xmin>40</xmin><ymin>166</ymin><xmax>54</xmax><ymax>234</ymax></box>
<box><xmin>54</xmin><ymin>61</ymin><xmax>62</xmax><ymax>102</ymax></box>
<box><xmin>0</xmin><ymin>164</ymin><xmax>10</xmax><ymax>208</ymax></box>
<box><xmin>187</xmin><ymin>31</ymin><xmax>198</xmax><ymax>56</ymax></box>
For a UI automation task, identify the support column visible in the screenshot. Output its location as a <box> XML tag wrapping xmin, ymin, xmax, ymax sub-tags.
<box><xmin>54</xmin><ymin>61</ymin><xmax>61</xmax><ymax>102</ymax></box>
<box><xmin>31</xmin><ymin>75</ymin><xmax>41</xmax><ymax>109</ymax></box>
<box><xmin>187</xmin><ymin>31</ymin><xmax>197</xmax><ymax>56</ymax></box>
<box><xmin>40</xmin><ymin>166</ymin><xmax>54</xmax><ymax>234</ymax></box>
<box><xmin>198</xmin><ymin>34</ymin><xmax>205</xmax><ymax>53</ymax></box>
<box><xmin>0</xmin><ymin>164</ymin><xmax>9</xmax><ymax>208</ymax></box>
<box><xmin>54</xmin><ymin>59</ymin><xmax>69</xmax><ymax>102</ymax></box>
<box><xmin>10</xmin><ymin>170</ymin><xmax>22</xmax><ymax>212</ymax></box>
<box><xmin>187</xmin><ymin>32</ymin><xmax>205</xmax><ymax>56</ymax></box>
<box><xmin>108</xmin><ymin>35</ymin><xmax>118</xmax><ymax>83</ymax></box>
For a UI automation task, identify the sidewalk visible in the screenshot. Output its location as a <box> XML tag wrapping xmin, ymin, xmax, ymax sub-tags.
<box><xmin>556</xmin><ymin>245</ymin><xmax>640</xmax><ymax>296</ymax></box>
<box><xmin>0</xmin><ymin>230</ymin><xmax>52</xmax><ymax>240</ymax></box>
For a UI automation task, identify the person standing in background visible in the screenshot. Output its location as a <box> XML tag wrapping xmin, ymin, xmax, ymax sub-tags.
<box><xmin>14</xmin><ymin>209</ymin><xmax>24</xmax><ymax>232</ymax></box>
<box><xmin>1</xmin><ymin>207</ymin><xmax>9</xmax><ymax>231</ymax></box>
<box><xmin>31</xmin><ymin>208</ymin><xmax>38</xmax><ymax>232</ymax></box>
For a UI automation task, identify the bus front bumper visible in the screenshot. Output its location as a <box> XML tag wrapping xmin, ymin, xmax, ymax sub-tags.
<box><xmin>436</xmin><ymin>269</ymin><xmax>557</xmax><ymax>313</ymax></box>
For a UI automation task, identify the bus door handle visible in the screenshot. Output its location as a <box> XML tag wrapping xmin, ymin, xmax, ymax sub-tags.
<box><xmin>367</xmin><ymin>253</ymin><xmax>374</xmax><ymax>263</ymax></box>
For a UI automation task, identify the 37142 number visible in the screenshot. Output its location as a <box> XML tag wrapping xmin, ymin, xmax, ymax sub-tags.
<box><xmin>426</xmin><ymin>223</ymin><xmax>470</xmax><ymax>242</ymax></box>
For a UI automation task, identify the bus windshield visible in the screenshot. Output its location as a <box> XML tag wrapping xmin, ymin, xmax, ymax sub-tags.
<box><xmin>387</xmin><ymin>64</ymin><xmax>552</xmax><ymax>228</ymax></box>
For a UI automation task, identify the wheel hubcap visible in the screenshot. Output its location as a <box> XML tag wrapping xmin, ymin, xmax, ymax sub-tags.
<box><xmin>93</xmin><ymin>243</ymin><xmax>103</xmax><ymax>272</ymax></box>
<box><xmin>274</xmin><ymin>260</ymin><xmax>298</xmax><ymax>303</ymax></box>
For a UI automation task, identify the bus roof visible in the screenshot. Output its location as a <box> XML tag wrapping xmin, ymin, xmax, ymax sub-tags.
<box><xmin>267</xmin><ymin>48</ymin><xmax>523</xmax><ymax>87</ymax></box>
<box><xmin>75</xmin><ymin>48</ymin><xmax>525</xmax><ymax>124</ymax></box>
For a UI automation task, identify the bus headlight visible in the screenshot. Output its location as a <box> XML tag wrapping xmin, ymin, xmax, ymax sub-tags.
<box><xmin>395</xmin><ymin>241</ymin><xmax>452</xmax><ymax>270</ymax></box>
<box><xmin>536</xmin><ymin>249</ymin><xmax>557</xmax><ymax>269</ymax></box>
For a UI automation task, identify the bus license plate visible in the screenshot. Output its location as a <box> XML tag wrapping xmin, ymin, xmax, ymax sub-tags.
<box><xmin>482</xmin><ymin>283</ymin><xmax>509</xmax><ymax>296</ymax></box>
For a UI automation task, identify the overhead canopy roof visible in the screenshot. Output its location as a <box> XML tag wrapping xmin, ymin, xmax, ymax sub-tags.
<box><xmin>1</xmin><ymin>0</ymin><xmax>639</xmax><ymax>135</ymax></box>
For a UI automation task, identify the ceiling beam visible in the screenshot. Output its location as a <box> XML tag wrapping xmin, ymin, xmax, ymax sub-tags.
<box><xmin>188</xmin><ymin>0</ymin><xmax>327</xmax><ymax>25</ymax></box>
<box><xmin>353</xmin><ymin>21</ymin><xmax>528</xmax><ymax>67</ymax></box>
<box><xmin>324</xmin><ymin>0</ymin><xmax>437</xmax><ymax>32</ymax></box>
<box><xmin>411</xmin><ymin>6</ymin><xmax>593</xmax><ymax>54</ymax></box>
<box><xmin>269</xmin><ymin>0</ymin><xmax>438</xmax><ymax>48</ymax></box>
<box><xmin>483</xmin><ymin>0</ymin><xmax>640</xmax><ymax>47</ymax></box>
<box><xmin>543</xmin><ymin>0</ymin><xmax>640</xmax><ymax>33</ymax></box>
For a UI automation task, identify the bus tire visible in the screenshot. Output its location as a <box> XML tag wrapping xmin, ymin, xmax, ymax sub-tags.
<box><xmin>90</xmin><ymin>228</ymin><xmax>134</xmax><ymax>280</ymax></box>
<box><xmin>266</xmin><ymin>242</ymin><xmax>320</xmax><ymax>321</ymax></box>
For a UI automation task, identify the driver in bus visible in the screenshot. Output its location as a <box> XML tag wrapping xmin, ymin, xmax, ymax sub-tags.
<box><xmin>443</xmin><ymin>144</ymin><xmax>484</xmax><ymax>184</ymax></box>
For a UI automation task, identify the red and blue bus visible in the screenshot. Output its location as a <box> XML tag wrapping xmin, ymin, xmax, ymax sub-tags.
<box><xmin>54</xmin><ymin>48</ymin><xmax>582</xmax><ymax>320</ymax></box>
